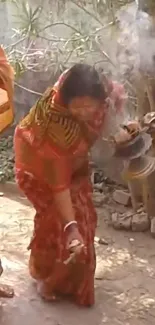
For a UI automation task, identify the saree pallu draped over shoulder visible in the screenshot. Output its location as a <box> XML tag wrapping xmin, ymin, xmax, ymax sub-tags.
<box><xmin>14</xmin><ymin>72</ymin><xmax>125</xmax><ymax>306</ymax></box>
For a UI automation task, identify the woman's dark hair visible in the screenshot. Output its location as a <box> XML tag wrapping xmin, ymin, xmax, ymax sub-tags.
<box><xmin>59</xmin><ymin>63</ymin><xmax>107</xmax><ymax>106</ymax></box>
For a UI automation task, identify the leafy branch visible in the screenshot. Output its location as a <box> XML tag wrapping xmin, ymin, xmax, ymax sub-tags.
<box><xmin>2</xmin><ymin>0</ymin><xmax>132</xmax><ymax>97</ymax></box>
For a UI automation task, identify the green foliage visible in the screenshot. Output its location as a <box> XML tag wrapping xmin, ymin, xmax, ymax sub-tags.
<box><xmin>4</xmin><ymin>0</ymin><xmax>134</xmax><ymax>79</ymax></box>
<box><xmin>13</xmin><ymin>1</ymin><xmax>42</xmax><ymax>36</ymax></box>
<box><xmin>11</xmin><ymin>58</ymin><xmax>26</xmax><ymax>78</ymax></box>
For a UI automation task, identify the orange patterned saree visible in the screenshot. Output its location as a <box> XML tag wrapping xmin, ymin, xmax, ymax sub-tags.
<box><xmin>0</xmin><ymin>47</ymin><xmax>14</xmax><ymax>133</ymax></box>
<box><xmin>14</xmin><ymin>72</ymin><xmax>125</xmax><ymax>306</ymax></box>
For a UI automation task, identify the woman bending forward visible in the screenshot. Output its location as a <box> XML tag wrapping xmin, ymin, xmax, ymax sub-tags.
<box><xmin>14</xmin><ymin>64</ymin><xmax>127</xmax><ymax>306</ymax></box>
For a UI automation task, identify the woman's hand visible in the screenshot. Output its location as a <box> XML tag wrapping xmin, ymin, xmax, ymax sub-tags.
<box><xmin>53</xmin><ymin>189</ymin><xmax>85</xmax><ymax>256</ymax></box>
<box><xmin>114</xmin><ymin>120</ymin><xmax>141</xmax><ymax>145</ymax></box>
<box><xmin>64</xmin><ymin>223</ymin><xmax>85</xmax><ymax>256</ymax></box>
<box><xmin>114</xmin><ymin>128</ymin><xmax>132</xmax><ymax>144</ymax></box>
<box><xmin>125</xmin><ymin>120</ymin><xmax>141</xmax><ymax>134</ymax></box>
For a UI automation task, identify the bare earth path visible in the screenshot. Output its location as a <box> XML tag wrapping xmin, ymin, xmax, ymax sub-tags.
<box><xmin>0</xmin><ymin>185</ymin><xmax>155</xmax><ymax>325</ymax></box>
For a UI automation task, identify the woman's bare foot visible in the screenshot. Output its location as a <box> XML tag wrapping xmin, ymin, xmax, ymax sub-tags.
<box><xmin>37</xmin><ymin>281</ymin><xmax>60</xmax><ymax>302</ymax></box>
<box><xmin>0</xmin><ymin>259</ymin><xmax>3</xmax><ymax>276</ymax></box>
<box><xmin>0</xmin><ymin>259</ymin><xmax>14</xmax><ymax>298</ymax></box>
<box><xmin>0</xmin><ymin>284</ymin><xmax>14</xmax><ymax>298</ymax></box>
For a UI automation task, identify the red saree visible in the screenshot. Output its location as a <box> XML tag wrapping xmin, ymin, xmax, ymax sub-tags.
<box><xmin>14</xmin><ymin>73</ymin><xmax>125</xmax><ymax>306</ymax></box>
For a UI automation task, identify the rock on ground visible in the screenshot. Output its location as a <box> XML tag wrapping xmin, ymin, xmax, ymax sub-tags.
<box><xmin>112</xmin><ymin>212</ymin><xmax>132</xmax><ymax>230</ymax></box>
<box><xmin>132</xmin><ymin>213</ymin><xmax>150</xmax><ymax>232</ymax></box>
<box><xmin>113</xmin><ymin>189</ymin><xmax>131</xmax><ymax>206</ymax></box>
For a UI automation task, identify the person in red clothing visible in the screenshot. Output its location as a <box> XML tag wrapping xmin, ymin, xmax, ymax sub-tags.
<box><xmin>14</xmin><ymin>63</ymin><xmax>140</xmax><ymax>306</ymax></box>
<box><xmin>0</xmin><ymin>46</ymin><xmax>14</xmax><ymax>133</ymax></box>
<box><xmin>0</xmin><ymin>46</ymin><xmax>14</xmax><ymax>298</ymax></box>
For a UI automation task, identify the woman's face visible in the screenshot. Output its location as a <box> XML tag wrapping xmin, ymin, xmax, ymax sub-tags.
<box><xmin>68</xmin><ymin>96</ymin><xmax>101</xmax><ymax>121</ymax></box>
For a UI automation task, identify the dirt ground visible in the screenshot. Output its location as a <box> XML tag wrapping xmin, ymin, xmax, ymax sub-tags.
<box><xmin>0</xmin><ymin>185</ymin><xmax>155</xmax><ymax>325</ymax></box>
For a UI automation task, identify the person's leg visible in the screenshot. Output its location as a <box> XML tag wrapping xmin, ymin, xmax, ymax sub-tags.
<box><xmin>29</xmin><ymin>239</ymin><xmax>67</xmax><ymax>301</ymax></box>
<box><xmin>16</xmin><ymin>170</ymin><xmax>71</xmax><ymax>301</ymax></box>
<box><xmin>0</xmin><ymin>258</ymin><xmax>14</xmax><ymax>298</ymax></box>
<box><xmin>16</xmin><ymin>170</ymin><xmax>97</xmax><ymax>306</ymax></box>
<box><xmin>70</xmin><ymin>179</ymin><xmax>97</xmax><ymax>307</ymax></box>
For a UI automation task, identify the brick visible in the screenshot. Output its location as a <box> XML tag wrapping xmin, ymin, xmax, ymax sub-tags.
<box><xmin>113</xmin><ymin>189</ymin><xmax>131</xmax><ymax>206</ymax></box>
<box><xmin>132</xmin><ymin>213</ymin><xmax>150</xmax><ymax>232</ymax></box>
<box><xmin>111</xmin><ymin>212</ymin><xmax>132</xmax><ymax>230</ymax></box>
